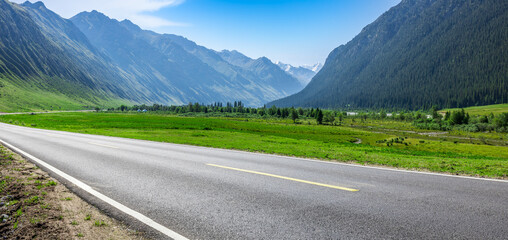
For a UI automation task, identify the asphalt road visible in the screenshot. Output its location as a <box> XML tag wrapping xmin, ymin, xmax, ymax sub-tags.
<box><xmin>0</xmin><ymin>122</ymin><xmax>507</xmax><ymax>239</ymax></box>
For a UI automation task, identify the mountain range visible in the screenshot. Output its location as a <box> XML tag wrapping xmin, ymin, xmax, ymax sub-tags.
<box><xmin>271</xmin><ymin>0</ymin><xmax>507</xmax><ymax>109</ymax></box>
<box><xmin>1</xmin><ymin>0</ymin><xmax>506</xmax><ymax>112</ymax></box>
<box><xmin>0</xmin><ymin>0</ymin><xmax>303</xmax><ymax>111</ymax></box>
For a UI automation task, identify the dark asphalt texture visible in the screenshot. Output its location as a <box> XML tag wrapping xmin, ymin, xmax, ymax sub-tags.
<box><xmin>1</xmin><ymin>123</ymin><xmax>507</xmax><ymax>239</ymax></box>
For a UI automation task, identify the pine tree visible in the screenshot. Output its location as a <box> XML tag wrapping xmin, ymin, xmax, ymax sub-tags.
<box><xmin>291</xmin><ymin>109</ymin><xmax>299</xmax><ymax>123</ymax></box>
<box><xmin>316</xmin><ymin>109</ymin><xmax>323</xmax><ymax>124</ymax></box>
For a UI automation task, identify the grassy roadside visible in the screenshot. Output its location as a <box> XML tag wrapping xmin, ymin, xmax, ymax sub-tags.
<box><xmin>0</xmin><ymin>144</ymin><xmax>147</xmax><ymax>239</ymax></box>
<box><xmin>0</xmin><ymin>112</ymin><xmax>506</xmax><ymax>179</ymax></box>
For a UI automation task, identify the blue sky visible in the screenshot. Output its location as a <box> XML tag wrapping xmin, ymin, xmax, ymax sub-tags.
<box><xmin>155</xmin><ymin>0</ymin><xmax>400</xmax><ymax>66</ymax></box>
<box><xmin>14</xmin><ymin>0</ymin><xmax>400</xmax><ymax>66</ymax></box>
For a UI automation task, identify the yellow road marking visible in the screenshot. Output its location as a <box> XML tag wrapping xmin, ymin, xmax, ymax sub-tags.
<box><xmin>87</xmin><ymin>142</ymin><xmax>120</xmax><ymax>149</ymax></box>
<box><xmin>207</xmin><ymin>163</ymin><xmax>359</xmax><ymax>192</ymax></box>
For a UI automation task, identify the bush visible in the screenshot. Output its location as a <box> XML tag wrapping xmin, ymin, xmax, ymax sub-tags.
<box><xmin>323</xmin><ymin>112</ymin><xmax>335</xmax><ymax>124</ymax></box>
<box><xmin>479</xmin><ymin>115</ymin><xmax>489</xmax><ymax>123</ymax></box>
<box><xmin>475</xmin><ymin>123</ymin><xmax>494</xmax><ymax>132</ymax></box>
<box><xmin>413</xmin><ymin>118</ymin><xmax>451</xmax><ymax>131</ymax></box>
<box><xmin>494</xmin><ymin>113</ymin><xmax>508</xmax><ymax>129</ymax></box>
<box><xmin>454</xmin><ymin>124</ymin><xmax>479</xmax><ymax>132</ymax></box>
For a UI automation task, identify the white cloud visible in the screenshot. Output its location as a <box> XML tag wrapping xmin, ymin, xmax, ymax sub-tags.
<box><xmin>129</xmin><ymin>14</ymin><xmax>188</xmax><ymax>28</ymax></box>
<box><xmin>11</xmin><ymin>0</ymin><xmax>187</xmax><ymax>29</ymax></box>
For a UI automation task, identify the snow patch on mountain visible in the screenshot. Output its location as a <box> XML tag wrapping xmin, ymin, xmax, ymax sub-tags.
<box><xmin>275</xmin><ymin>61</ymin><xmax>322</xmax><ymax>86</ymax></box>
<box><xmin>302</xmin><ymin>63</ymin><xmax>323</xmax><ymax>73</ymax></box>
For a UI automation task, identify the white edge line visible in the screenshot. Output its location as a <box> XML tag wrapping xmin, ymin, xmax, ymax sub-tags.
<box><xmin>0</xmin><ymin>138</ymin><xmax>189</xmax><ymax>240</ymax></box>
<box><xmin>88</xmin><ymin>142</ymin><xmax>120</xmax><ymax>149</ymax></box>
<box><xmin>1</xmin><ymin>122</ymin><xmax>507</xmax><ymax>183</ymax></box>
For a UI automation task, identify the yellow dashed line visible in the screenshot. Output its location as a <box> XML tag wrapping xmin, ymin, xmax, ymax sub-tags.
<box><xmin>207</xmin><ymin>163</ymin><xmax>359</xmax><ymax>192</ymax></box>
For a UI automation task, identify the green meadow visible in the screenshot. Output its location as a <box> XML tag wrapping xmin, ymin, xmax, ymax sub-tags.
<box><xmin>0</xmin><ymin>112</ymin><xmax>506</xmax><ymax>179</ymax></box>
<box><xmin>441</xmin><ymin>103</ymin><xmax>508</xmax><ymax>116</ymax></box>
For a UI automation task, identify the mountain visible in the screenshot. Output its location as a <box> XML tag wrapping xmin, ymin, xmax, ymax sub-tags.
<box><xmin>270</xmin><ymin>0</ymin><xmax>508</xmax><ymax>109</ymax></box>
<box><xmin>0</xmin><ymin>0</ymin><xmax>130</xmax><ymax>111</ymax></box>
<box><xmin>275</xmin><ymin>61</ymin><xmax>321</xmax><ymax>86</ymax></box>
<box><xmin>301</xmin><ymin>63</ymin><xmax>323</xmax><ymax>73</ymax></box>
<box><xmin>20</xmin><ymin>1</ymin><xmax>145</xmax><ymax>100</ymax></box>
<box><xmin>70</xmin><ymin>11</ymin><xmax>303</xmax><ymax>106</ymax></box>
<box><xmin>217</xmin><ymin>50</ymin><xmax>304</xmax><ymax>94</ymax></box>
<box><xmin>71</xmin><ymin>10</ymin><xmax>211</xmax><ymax>105</ymax></box>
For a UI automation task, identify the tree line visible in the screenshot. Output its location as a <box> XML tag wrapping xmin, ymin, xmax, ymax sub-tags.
<box><xmin>414</xmin><ymin>108</ymin><xmax>508</xmax><ymax>133</ymax></box>
<box><xmin>107</xmin><ymin>102</ymin><xmax>508</xmax><ymax>132</ymax></box>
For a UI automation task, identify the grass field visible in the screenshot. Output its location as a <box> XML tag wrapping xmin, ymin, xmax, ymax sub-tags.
<box><xmin>440</xmin><ymin>103</ymin><xmax>508</xmax><ymax>115</ymax></box>
<box><xmin>0</xmin><ymin>112</ymin><xmax>506</xmax><ymax>179</ymax></box>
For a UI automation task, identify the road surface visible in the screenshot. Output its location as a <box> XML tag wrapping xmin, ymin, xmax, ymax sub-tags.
<box><xmin>0</xmin><ymin>122</ymin><xmax>507</xmax><ymax>239</ymax></box>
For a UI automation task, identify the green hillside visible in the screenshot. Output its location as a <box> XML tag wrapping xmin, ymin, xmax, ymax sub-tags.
<box><xmin>271</xmin><ymin>0</ymin><xmax>508</xmax><ymax>109</ymax></box>
<box><xmin>0</xmin><ymin>0</ymin><xmax>131</xmax><ymax>112</ymax></box>
<box><xmin>0</xmin><ymin>75</ymin><xmax>129</xmax><ymax>112</ymax></box>
<box><xmin>441</xmin><ymin>104</ymin><xmax>508</xmax><ymax>116</ymax></box>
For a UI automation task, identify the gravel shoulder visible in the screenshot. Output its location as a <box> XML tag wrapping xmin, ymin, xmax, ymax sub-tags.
<box><xmin>0</xmin><ymin>144</ymin><xmax>148</xmax><ymax>239</ymax></box>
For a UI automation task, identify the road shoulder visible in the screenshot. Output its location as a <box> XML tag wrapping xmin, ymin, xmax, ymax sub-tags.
<box><xmin>0</xmin><ymin>144</ymin><xmax>147</xmax><ymax>239</ymax></box>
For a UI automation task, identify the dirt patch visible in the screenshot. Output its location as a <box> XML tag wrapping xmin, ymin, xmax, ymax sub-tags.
<box><xmin>418</xmin><ymin>131</ymin><xmax>448</xmax><ymax>136</ymax></box>
<box><xmin>0</xmin><ymin>144</ymin><xmax>148</xmax><ymax>239</ymax></box>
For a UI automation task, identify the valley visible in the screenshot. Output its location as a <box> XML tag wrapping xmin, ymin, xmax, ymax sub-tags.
<box><xmin>0</xmin><ymin>0</ymin><xmax>507</xmax><ymax>239</ymax></box>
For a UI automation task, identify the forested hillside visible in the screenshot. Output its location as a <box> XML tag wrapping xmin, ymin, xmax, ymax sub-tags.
<box><xmin>270</xmin><ymin>0</ymin><xmax>508</xmax><ymax>109</ymax></box>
